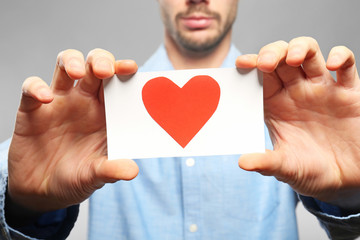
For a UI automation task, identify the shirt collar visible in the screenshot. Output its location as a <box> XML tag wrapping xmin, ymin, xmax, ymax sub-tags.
<box><xmin>140</xmin><ymin>44</ymin><xmax>241</xmax><ymax>72</ymax></box>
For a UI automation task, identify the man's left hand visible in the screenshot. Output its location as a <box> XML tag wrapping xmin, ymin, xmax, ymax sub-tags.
<box><xmin>236</xmin><ymin>36</ymin><xmax>360</xmax><ymax>210</ymax></box>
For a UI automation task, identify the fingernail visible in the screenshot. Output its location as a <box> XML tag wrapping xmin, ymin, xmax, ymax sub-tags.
<box><xmin>95</xmin><ymin>59</ymin><xmax>114</xmax><ymax>72</ymax></box>
<box><xmin>68</xmin><ymin>59</ymin><xmax>84</xmax><ymax>73</ymax></box>
<box><xmin>288</xmin><ymin>47</ymin><xmax>303</xmax><ymax>59</ymax></box>
<box><xmin>328</xmin><ymin>55</ymin><xmax>341</xmax><ymax>66</ymax></box>
<box><xmin>258</xmin><ymin>52</ymin><xmax>277</xmax><ymax>64</ymax></box>
<box><xmin>39</xmin><ymin>88</ymin><xmax>53</xmax><ymax>100</ymax></box>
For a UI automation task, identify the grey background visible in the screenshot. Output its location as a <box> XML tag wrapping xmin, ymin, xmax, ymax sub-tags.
<box><xmin>1</xmin><ymin>0</ymin><xmax>360</xmax><ymax>239</ymax></box>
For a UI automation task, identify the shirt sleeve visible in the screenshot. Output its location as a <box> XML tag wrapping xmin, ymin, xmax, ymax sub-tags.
<box><xmin>0</xmin><ymin>138</ymin><xmax>79</xmax><ymax>240</ymax></box>
<box><xmin>299</xmin><ymin>194</ymin><xmax>360</xmax><ymax>239</ymax></box>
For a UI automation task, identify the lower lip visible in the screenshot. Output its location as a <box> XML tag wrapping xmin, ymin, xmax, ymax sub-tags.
<box><xmin>181</xmin><ymin>18</ymin><xmax>213</xmax><ymax>30</ymax></box>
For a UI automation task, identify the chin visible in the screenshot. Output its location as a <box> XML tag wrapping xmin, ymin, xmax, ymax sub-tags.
<box><xmin>179</xmin><ymin>36</ymin><xmax>222</xmax><ymax>53</ymax></box>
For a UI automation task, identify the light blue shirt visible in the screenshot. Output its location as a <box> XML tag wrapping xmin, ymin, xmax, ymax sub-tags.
<box><xmin>1</xmin><ymin>45</ymin><xmax>360</xmax><ymax>239</ymax></box>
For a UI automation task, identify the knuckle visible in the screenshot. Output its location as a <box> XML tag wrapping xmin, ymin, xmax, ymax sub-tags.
<box><xmin>63</xmin><ymin>49</ymin><xmax>84</xmax><ymax>58</ymax></box>
<box><xmin>56</xmin><ymin>50</ymin><xmax>64</xmax><ymax>61</ymax></box>
<box><xmin>57</xmin><ymin>49</ymin><xmax>84</xmax><ymax>66</ymax></box>
<box><xmin>276</xmin><ymin>40</ymin><xmax>288</xmax><ymax>48</ymax></box>
<box><xmin>333</xmin><ymin>45</ymin><xmax>353</xmax><ymax>55</ymax></box>
<box><xmin>304</xmin><ymin>36</ymin><xmax>318</xmax><ymax>43</ymax></box>
<box><xmin>290</xmin><ymin>36</ymin><xmax>318</xmax><ymax>47</ymax></box>
<box><xmin>260</xmin><ymin>40</ymin><xmax>288</xmax><ymax>54</ymax></box>
<box><xmin>331</xmin><ymin>46</ymin><xmax>355</xmax><ymax>67</ymax></box>
<box><xmin>56</xmin><ymin>51</ymin><xmax>65</xmax><ymax>67</ymax></box>
<box><xmin>271</xmin><ymin>40</ymin><xmax>288</xmax><ymax>51</ymax></box>
<box><xmin>22</xmin><ymin>76</ymin><xmax>42</xmax><ymax>92</ymax></box>
<box><xmin>87</xmin><ymin>48</ymin><xmax>101</xmax><ymax>58</ymax></box>
<box><xmin>307</xmin><ymin>37</ymin><xmax>320</xmax><ymax>50</ymax></box>
<box><xmin>259</xmin><ymin>43</ymin><xmax>273</xmax><ymax>54</ymax></box>
<box><xmin>87</xmin><ymin>48</ymin><xmax>115</xmax><ymax>62</ymax></box>
<box><xmin>23</xmin><ymin>76</ymin><xmax>41</xmax><ymax>84</ymax></box>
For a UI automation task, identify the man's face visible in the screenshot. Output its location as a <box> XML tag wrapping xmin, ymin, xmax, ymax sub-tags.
<box><xmin>158</xmin><ymin>0</ymin><xmax>238</xmax><ymax>53</ymax></box>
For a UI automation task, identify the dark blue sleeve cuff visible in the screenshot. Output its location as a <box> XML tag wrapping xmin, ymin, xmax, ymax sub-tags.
<box><xmin>14</xmin><ymin>204</ymin><xmax>79</xmax><ymax>240</ymax></box>
<box><xmin>300</xmin><ymin>195</ymin><xmax>344</xmax><ymax>217</ymax></box>
<box><xmin>299</xmin><ymin>195</ymin><xmax>360</xmax><ymax>239</ymax></box>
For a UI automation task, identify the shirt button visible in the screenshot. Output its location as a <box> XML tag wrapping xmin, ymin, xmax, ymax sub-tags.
<box><xmin>189</xmin><ymin>224</ymin><xmax>198</xmax><ymax>233</ymax></box>
<box><xmin>185</xmin><ymin>158</ymin><xmax>195</xmax><ymax>167</ymax></box>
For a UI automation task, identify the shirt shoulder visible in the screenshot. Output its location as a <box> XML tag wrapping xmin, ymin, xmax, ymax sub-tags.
<box><xmin>139</xmin><ymin>45</ymin><xmax>174</xmax><ymax>72</ymax></box>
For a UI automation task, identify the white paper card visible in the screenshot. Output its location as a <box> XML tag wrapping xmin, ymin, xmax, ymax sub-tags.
<box><xmin>103</xmin><ymin>68</ymin><xmax>264</xmax><ymax>159</ymax></box>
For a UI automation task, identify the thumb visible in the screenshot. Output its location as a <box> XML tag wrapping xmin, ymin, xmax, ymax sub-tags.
<box><xmin>115</xmin><ymin>59</ymin><xmax>138</xmax><ymax>75</ymax></box>
<box><xmin>238</xmin><ymin>150</ymin><xmax>284</xmax><ymax>177</ymax></box>
<box><xmin>96</xmin><ymin>159</ymin><xmax>139</xmax><ymax>183</ymax></box>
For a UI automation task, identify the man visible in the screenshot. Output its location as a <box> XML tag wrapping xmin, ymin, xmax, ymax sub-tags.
<box><xmin>1</xmin><ymin>0</ymin><xmax>360</xmax><ymax>239</ymax></box>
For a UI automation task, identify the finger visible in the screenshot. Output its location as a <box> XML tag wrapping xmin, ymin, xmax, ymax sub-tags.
<box><xmin>78</xmin><ymin>49</ymin><xmax>115</xmax><ymax>95</ymax></box>
<box><xmin>327</xmin><ymin>46</ymin><xmax>359</xmax><ymax>88</ymax></box>
<box><xmin>20</xmin><ymin>76</ymin><xmax>54</xmax><ymax>112</ymax></box>
<box><xmin>254</xmin><ymin>41</ymin><xmax>290</xmax><ymax>99</ymax></box>
<box><xmin>97</xmin><ymin>60</ymin><xmax>137</xmax><ymax>104</ymax></box>
<box><xmin>235</xmin><ymin>54</ymin><xmax>258</xmax><ymax>69</ymax></box>
<box><xmin>52</xmin><ymin>49</ymin><xmax>86</xmax><ymax>91</ymax></box>
<box><xmin>274</xmin><ymin>62</ymin><xmax>306</xmax><ymax>88</ymax></box>
<box><xmin>235</xmin><ymin>54</ymin><xmax>285</xmax><ymax>99</ymax></box>
<box><xmin>286</xmin><ymin>37</ymin><xmax>328</xmax><ymax>80</ymax></box>
<box><xmin>263</xmin><ymin>71</ymin><xmax>283</xmax><ymax>100</ymax></box>
<box><xmin>257</xmin><ymin>40</ymin><xmax>288</xmax><ymax>73</ymax></box>
<box><xmin>115</xmin><ymin>60</ymin><xmax>138</xmax><ymax>75</ymax></box>
<box><xmin>96</xmin><ymin>159</ymin><xmax>139</xmax><ymax>183</ymax></box>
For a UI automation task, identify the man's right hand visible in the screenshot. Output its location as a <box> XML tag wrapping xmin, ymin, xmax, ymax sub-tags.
<box><xmin>7</xmin><ymin>49</ymin><xmax>139</xmax><ymax>212</ymax></box>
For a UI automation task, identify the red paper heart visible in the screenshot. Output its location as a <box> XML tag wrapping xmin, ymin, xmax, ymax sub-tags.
<box><xmin>142</xmin><ymin>75</ymin><xmax>220</xmax><ymax>148</ymax></box>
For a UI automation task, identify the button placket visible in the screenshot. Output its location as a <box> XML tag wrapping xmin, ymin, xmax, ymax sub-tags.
<box><xmin>181</xmin><ymin>157</ymin><xmax>201</xmax><ymax>239</ymax></box>
<box><xmin>186</xmin><ymin>158</ymin><xmax>195</xmax><ymax>167</ymax></box>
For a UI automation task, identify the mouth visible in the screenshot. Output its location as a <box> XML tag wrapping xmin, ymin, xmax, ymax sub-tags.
<box><xmin>180</xmin><ymin>15</ymin><xmax>215</xmax><ymax>30</ymax></box>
